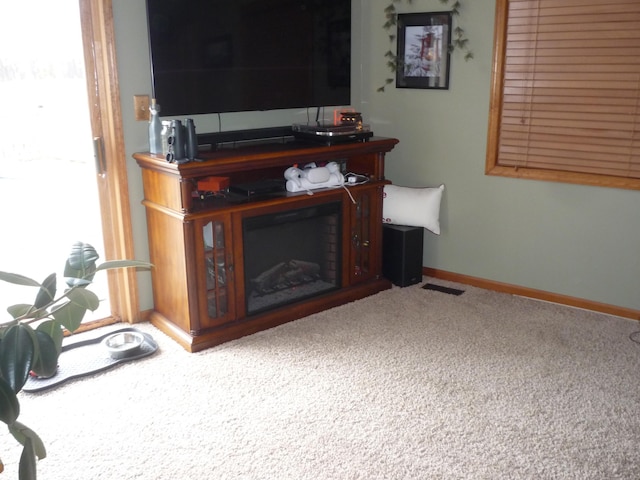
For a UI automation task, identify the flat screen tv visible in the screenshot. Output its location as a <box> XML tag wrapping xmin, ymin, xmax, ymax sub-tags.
<box><xmin>146</xmin><ymin>0</ymin><xmax>352</xmax><ymax>117</ymax></box>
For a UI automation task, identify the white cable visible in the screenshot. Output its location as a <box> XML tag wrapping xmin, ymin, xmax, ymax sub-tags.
<box><xmin>342</xmin><ymin>184</ymin><xmax>356</xmax><ymax>204</ymax></box>
<box><xmin>344</xmin><ymin>172</ymin><xmax>370</xmax><ymax>185</ymax></box>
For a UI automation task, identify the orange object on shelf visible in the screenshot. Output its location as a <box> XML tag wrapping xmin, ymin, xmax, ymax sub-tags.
<box><xmin>197</xmin><ymin>176</ymin><xmax>230</xmax><ymax>192</ymax></box>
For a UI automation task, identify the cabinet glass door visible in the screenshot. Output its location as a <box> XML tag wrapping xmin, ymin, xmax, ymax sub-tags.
<box><xmin>201</xmin><ymin>218</ymin><xmax>233</xmax><ymax>326</ymax></box>
<box><xmin>349</xmin><ymin>187</ymin><xmax>382</xmax><ymax>285</ymax></box>
<box><xmin>350</xmin><ymin>190</ymin><xmax>371</xmax><ymax>282</ymax></box>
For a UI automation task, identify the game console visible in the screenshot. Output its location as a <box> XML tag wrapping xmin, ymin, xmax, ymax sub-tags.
<box><xmin>284</xmin><ymin>162</ymin><xmax>344</xmax><ymax>193</ymax></box>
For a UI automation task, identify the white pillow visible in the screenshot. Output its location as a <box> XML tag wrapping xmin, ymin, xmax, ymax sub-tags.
<box><xmin>382</xmin><ymin>184</ymin><xmax>444</xmax><ymax>234</ymax></box>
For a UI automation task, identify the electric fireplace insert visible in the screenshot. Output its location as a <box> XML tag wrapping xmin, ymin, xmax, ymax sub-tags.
<box><xmin>242</xmin><ymin>202</ymin><xmax>342</xmax><ymax>315</ymax></box>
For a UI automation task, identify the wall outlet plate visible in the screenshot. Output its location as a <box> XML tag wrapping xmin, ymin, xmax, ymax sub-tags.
<box><xmin>133</xmin><ymin>95</ymin><xmax>150</xmax><ymax>121</ymax></box>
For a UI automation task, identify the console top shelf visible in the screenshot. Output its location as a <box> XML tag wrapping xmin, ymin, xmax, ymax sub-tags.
<box><xmin>133</xmin><ymin>136</ymin><xmax>399</xmax><ymax>180</ymax></box>
<box><xmin>134</xmin><ymin>136</ymin><xmax>398</xmax><ymax>215</ymax></box>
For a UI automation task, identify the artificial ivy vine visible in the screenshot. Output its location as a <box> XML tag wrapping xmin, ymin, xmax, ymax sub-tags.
<box><xmin>378</xmin><ymin>0</ymin><xmax>473</xmax><ymax>92</ymax></box>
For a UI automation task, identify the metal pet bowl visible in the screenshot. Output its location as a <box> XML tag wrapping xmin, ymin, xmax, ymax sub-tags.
<box><xmin>103</xmin><ymin>331</ymin><xmax>144</xmax><ymax>359</ymax></box>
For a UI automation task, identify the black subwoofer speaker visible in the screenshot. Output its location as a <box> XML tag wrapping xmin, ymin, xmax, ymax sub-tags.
<box><xmin>382</xmin><ymin>224</ymin><xmax>424</xmax><ymax>287</ymax></box>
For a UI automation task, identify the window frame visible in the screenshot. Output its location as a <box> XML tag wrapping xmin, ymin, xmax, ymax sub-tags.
<box><xmin>485</xmin><ymin>0</ymin><xmax>640</xmax><ymax>191</ymax></box>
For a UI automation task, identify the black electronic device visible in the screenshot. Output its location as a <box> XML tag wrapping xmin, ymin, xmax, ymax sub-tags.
<box><xmin>228</xmin><ymin>179</ymin><xmax>286</xmax><ymax>199</ymax></box>
<box><xmin>382</xmin><ymin>224</ymin><xmax>424</xmax><ymax>287</ymax></box>
<box><xmin>146</xmin><ymin>0</ymin><xmax>352</xmax><ymax>117</ymax></box>
<box><xmin>197</xmin><ymin>126</ymin><xmax>295</xmax><ymax>150</ymax></box>
<box><xmin>292</xmin><ymin>123</ymin><xmax>373</xmax><ymax>145</ymax></box>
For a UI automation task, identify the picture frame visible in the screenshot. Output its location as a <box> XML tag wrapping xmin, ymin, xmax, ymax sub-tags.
<box><xmin>396</xmin><ymin>12</ymin><xmax>453</xmax><ymax>90</ymax></box>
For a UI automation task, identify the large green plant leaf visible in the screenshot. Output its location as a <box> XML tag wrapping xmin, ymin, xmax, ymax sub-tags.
<box><xmin>95</xmin><ymin>259</ymin><xmax>152</xmax><ymax>271</ymax></box>
<box><xmin>51</xmin><ymin>288</ymin><xmax>99</xmax><ymax>332</ymax></box>
<box><xmin>64</xmin><ymin>259</ymin><xmax>151</xmax><ymax>288</ymax></box>
<box><xmin>0</xmin><ymin>378</ymin><xmax>20</xmax><ymax>425</ymax></box>
<box><xmin>10</xmin><ymin>421</ymin><xmax>47</xmax><ymax>461</ymax></box>
<box><xmin>64</xmin><ymin>242</ymin><xmax>99</xmax><ymax>284</ymax></box>
<box><xmin>50</xmin><ymin>302</ymin><xmax>86</xmax><ymax>332</ymax></box>
<box><xmin>35</xmin><ymin>320</ymin><xmax>64</xmax><ymax>355</ymax></box>
<box><xmin>0</xmin><ymin>324</ymin><xmax>35</xmax><ymax>393</ymax></box>
<box><xmin>18</xmin><ymin>437</ymin><xmax>36</xmax><ymax>480</ymax></box>
<box><xmin>65</xmin><ymin>288</ymin><xmax>100</xmax><ymax>311</ymax></box>
<box><xmin>33</xmin><ymin>273</ymin><xmax>56</xmax><ymax>310</ymax></box>
<box><xmin>30</xmin><ymin>330</ymin><xmax>59</xmax><ymax>378</ymax></box>
<box><xmin>0</xmin><ymin>272</ymin><xmax>40</xmax><ymax>287</ymax></box>
<box><xmin>6</xmin><ymin>304</ymin><xmax>37</xmax><ymax>321</ymax></box>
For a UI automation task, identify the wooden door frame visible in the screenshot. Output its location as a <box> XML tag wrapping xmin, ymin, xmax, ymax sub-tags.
<box><xmin>79</xmin><ymin>0</ymin><xmax>140</xmax><ymax>324</ymax></box>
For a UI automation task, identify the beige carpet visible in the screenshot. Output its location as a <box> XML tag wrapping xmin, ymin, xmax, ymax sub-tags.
<box><xmin>4</xmin><ymin>279</ymin><xmax>640</xmax><ymax>479</ymax></box>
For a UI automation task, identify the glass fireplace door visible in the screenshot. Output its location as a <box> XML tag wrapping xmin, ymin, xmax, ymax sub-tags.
<box><xmin>242</xmin><ymin>202</ymin><xmax>342</xmax><ymax>316</ymax></box>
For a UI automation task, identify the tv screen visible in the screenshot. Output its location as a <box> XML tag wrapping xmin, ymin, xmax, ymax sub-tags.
<box><xmin>146</xmin><ymin>0</ymin><xmax>352</xmax><ymax>116</ymax></box>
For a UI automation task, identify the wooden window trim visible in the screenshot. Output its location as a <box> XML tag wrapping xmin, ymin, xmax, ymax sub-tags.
<box><xmin>486</xmin><ymin>0</ymin><xmax>640</xmax><ymax>191</ymax></box>
<box><xmin>80</xmin><ymin>0</ymin><xmax>140</xmax><ymax>324</ymax></box>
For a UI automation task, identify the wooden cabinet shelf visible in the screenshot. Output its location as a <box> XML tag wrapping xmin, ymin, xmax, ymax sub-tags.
<box><xmin>134</xmin><ymin>137</ymin><xmax>398</xmax><ymax>352</ymax></box>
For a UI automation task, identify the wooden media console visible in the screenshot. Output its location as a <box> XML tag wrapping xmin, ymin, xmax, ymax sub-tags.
<box><xmin>134</xmin><ymin>136</ymin><xmax>398</xmax><ymax>352</ymax></box>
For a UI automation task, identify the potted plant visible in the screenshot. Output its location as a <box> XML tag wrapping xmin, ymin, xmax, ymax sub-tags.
<box><xmin>0</xmin><ymin>241</ymin><xmax>151</xmax><ymax>479</ymax></box>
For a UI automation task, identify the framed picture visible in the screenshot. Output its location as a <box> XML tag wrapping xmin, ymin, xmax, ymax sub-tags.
<box><xmin>396</xmin><ymin>12</ymin><xmax>452</xmax><ymax>90</ymax></box>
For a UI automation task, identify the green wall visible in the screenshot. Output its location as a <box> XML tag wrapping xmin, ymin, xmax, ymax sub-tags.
<box><xmin>113</xmin><ymin>0</ymin><xmax>640</xmax><ymax>313</ymax></box>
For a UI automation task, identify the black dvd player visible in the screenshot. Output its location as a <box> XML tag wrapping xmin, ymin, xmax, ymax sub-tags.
<box><xmin>228</xmin><ymin>179</ymin><xmax>286</xmax><ymax>198</ymax></box>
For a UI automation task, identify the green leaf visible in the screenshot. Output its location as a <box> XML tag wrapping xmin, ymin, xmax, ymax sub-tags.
<box><xmin>51</xmin><ymin>288</ymin><xmax>99</xmax><ymax>332</ymax></box>
<box><xmin>66</xmin><ymin>288</ymin><xmax>100</xmax><ymax>311</ymax></box>
<box><xmin>9</xmin><ymin>421</ymin><xmax>46</xmax><ymax>461</ymax></box>
<box><xmin>50</xmin><ymin>303</ymin><xmax>86</xmax><ymax>332</ymax></box>
<box><xmin>68</xmin><ymin>242</ymin><xmax>100</xmax><ymax>269</ymax></box>
<box><xmin>30</xmin><ymin>330</ymin><xmax>59</xmax><ymax>378</ymax></box>
<box><xmin>0</xmin><ymin>324</ymin><xmax>35</xmax><ymax>393</ymax></box>
<box><xmin>36</xmin><ymin>320</ymin><xmax>64</xmax><ymax>355</ymax></box>
<box><xmin>18</xmin><ymin>437</ymin><xmax>37</xmax><ymax>480</ymax></box>
<box><xmin>6</xmin><ymin>305</ymin><xmax>37</xmax><ymax>320</ymax></box>
<box><xmin>0</xmin><ymin>378</ymin><xmax>20</xmax><ymax>424</ymax></box>
<box><xmin>0</xmin><ymin>272</ymin><xmax>40</xmax><ymax>288</ymax></box>
<box><xmin>64</xmin><ymin>241</ymin><xmax>99</xmax><ymax>284</ymax></box>
<box><xmin>95</xmin><ymin>259</ymin><xmax>152</xmax><ymax>272</ymax></box>
<box><xmin>33</xmin><ymin>273</ymin><xmax>56</xmax><ymax>310</ymax></box>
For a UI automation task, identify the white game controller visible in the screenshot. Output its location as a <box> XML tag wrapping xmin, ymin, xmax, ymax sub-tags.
<box><xmin>284</xmin><ymin>162</ymin><xmax>344</xmax><ymax>193</ymax></box>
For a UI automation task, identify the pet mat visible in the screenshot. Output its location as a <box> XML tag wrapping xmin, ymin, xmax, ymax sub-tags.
<box><xmin>23</xmin><ymin>327</ymin><xmax>158</xmax><ymax>393</ymax></box>
<box><xmin>422</xmin><ymin>283</ymin><xmax>465</xmax><ymax>296</ymax></box>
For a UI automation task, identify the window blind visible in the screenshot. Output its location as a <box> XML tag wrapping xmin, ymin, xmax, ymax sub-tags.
<box><xmin>492</xmin><ymin>0</ymin><xmax>640</xmax><ymax>182</ymax></box>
